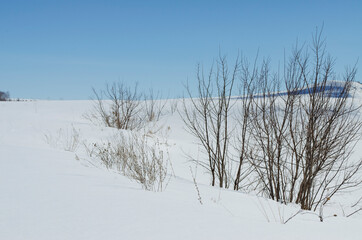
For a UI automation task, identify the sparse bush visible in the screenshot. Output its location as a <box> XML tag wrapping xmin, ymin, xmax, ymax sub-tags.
<box><xmin>143</xmin><ymin>89</ymin><xmax>167</xmax><ymax>122</ymax></box>
<box><xmin>125</xmin><ymin>137</ymin><xmax>169</xmax><ymax>191</ymax></box>
<box><xmin>88</xmin><ymin>82</ymin><xmax>168</xmax><ymax>131</ymax></box>
<box><xmin>182</xmin><ymin>55</ymin><xmax>253</xmax><ymax>190</ymax></box>
<box><xmin>233</xmin><ymin>58</ymin><xmax>256</xmax><ymax>191</ymax></box>
<box><xmin>89</xmin><ymin>82</ymin><xmax>143</xmax><ymax>130</ymax></box>
<box><xmin>344</xmin><ymin>197</ymin><xmax>362</xmax><ymax>218</ymax></box>
<box><xmin>183</xmin><ymin>28</ymin><xmax>362</xmax><ymax>213</ymax></box>
<box><xmin>190</xmin><ymin>166</ymin><xmax>203</xmax><ymax>205</ymax></box>
<box><xmin>169</xmin><ymin>98</ymin><xmax>179</xmax><ymax>114</ymax></box>
<box><xmin>246</xmin><ymin>29</ymin><xmax>362</xmax><ymax>211</ymax></box>
<box><xmin>90</xmin><ymin>132</ymin><xmax>171</xmax><ymax>191</ymax></box>
<box><xmin>181</xmin><ymin>55</ymin><xmax>238</xmax><ymax>188</ymax></box>
<box><xmin>44</xmin><ymin>126</ymin><xmax>81</xmax><ymax>152</ymax></box>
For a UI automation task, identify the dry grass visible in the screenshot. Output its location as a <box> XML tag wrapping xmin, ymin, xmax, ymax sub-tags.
<box><xmin>44</xmin><ymin>126</ymin><xmax>80</xmax><ymax>152</ymax></box>
<box><xmin>89</xmin><ymin>131</ymin><xmax>171</xmax><ymax>191</ymax></box>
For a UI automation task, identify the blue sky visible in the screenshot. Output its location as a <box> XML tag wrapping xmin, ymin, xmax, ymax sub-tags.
<box><xmin>0</xmin><ymin>0</ymin><xmax>361</xmax><ymax>99</ymax></box>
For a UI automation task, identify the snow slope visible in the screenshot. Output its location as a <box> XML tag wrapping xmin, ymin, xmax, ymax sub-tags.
<box><xmin>1</xmin><ymin>97</ymin><xmax>362</xmax><ymax>240</ymax></box>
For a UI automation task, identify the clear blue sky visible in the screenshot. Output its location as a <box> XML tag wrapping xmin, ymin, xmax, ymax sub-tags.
<box><xmin>0</xmin><ymin>0</ymin><xmax>361</xmax><ymax>99</ymax></box>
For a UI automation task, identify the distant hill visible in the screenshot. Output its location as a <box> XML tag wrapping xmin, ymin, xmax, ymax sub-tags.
<box><xmin>237</xmin><ymin>81</ymin><xmax>362</xmax><ymax>99</ymax></box>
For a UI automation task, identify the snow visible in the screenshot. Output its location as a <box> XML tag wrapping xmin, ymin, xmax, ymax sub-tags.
<box><xmin>1</xmin><ymin>97</ymin><xmax>362</xmax><ymax>240</ymax></box>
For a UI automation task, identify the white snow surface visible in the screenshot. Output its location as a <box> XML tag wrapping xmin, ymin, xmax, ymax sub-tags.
<box><xmin>1</xmin><ymin>97</ymin><xmax>362</xmax><ymax>240</ymax></box>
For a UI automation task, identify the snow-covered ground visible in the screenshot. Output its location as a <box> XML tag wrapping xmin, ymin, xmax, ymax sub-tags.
<box><xmin>1</xmin><ymin>94</ymin><xmax>362</xmax><ymax>239</ymax></box>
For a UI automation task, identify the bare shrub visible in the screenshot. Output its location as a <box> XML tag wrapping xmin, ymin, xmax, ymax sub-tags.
<box><xmin>182</xmin><ymin>55</ymin><xmax>256</xmax><ymax>190</ymax></box>
<box><xmin>256</xmin><ymin>197</ymin><xmax>302</xmax><ymax>224</ymax></box>
<box><xmin>90</xmin><ymin>82</ymin><xmax>143</xmax><ymax>130</ymax></box>
<box><xmin>88</xmin><ymin>83</ymin><xmax>168</xmax><ymax>132</ymax></box>
<box><xmin>345</xmin><ymin>197</ymin><xmax>362</xmax><ymax>218</ymax></box>
<box><xmin>90</xmin><ymin>132</ymin><xmax>171</xmax><ymax>191</ymax></box>
<box><xmin>63</xmin><ymin>127</ymin><xmax>81</xmax><ymax>152</ymax></box>
<box><xmin>143</xmin><ymin>89</ymin><xmax>167</xmax><ymax>122</ymax></box>
<box><xmin>183</xmin><ymin>29</ymin><xmax>362</xmax><ymax>212</ymax></box>
<box><xmin>44</xmin><ymin>126</ymin><xmax>80</xmax><ymax>152</ymax></box>
<box><xmin>233</xmin><ymin>57</ymin><xmax>257</xmax><ymax>191</ymax></box>
<box><xmin>169</xmin><ymin>98</ymin><xmax>179</xmax><ymax>114</ymax></box>
<box><xmin>247</xmin><ymin>29</ymin><xmax>362</xmax><ymax>210</ymax></box>
<box><xmin>125</xmin><ymin>136</ymin><xmax>169</xmax><ymax>191</ymax></box>
<box><xmin>190</xmin><ymin>166</ymin><xmax>203</xmax><ymax>205</ymax></box>
<box><xmin>181</xmin><ymin>55</ymin><xmax>238</xmax><ymax>188</ymax></box>
<box><xmin>90</xmin><ymin>141</ymin><xmax>125</xmax><ymax>171</ymax></box>
<box><xmin>247</xmin><ymin>59</ymin><xmax>297</xmax><ymax>203</ymax></box>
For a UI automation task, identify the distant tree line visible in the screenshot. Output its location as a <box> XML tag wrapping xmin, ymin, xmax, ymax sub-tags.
<box><xmin>0</xmin><ymin>91</ymin><xmax>10</xmax><ymax>101</ymax></box>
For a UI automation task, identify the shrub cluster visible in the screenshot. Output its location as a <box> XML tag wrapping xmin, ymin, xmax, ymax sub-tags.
<box><xmin>182</xmin><ymin>30</ymin><xmax>362</xmax><ymax>211</ymax></box>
